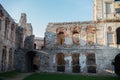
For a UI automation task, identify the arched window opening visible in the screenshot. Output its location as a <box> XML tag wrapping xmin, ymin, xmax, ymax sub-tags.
<box><xmin>70</xmin><ymin>26</ymin><xmax>81</xmax><ymax>45</ymax></box>
<box><xmin>1</xmin><ymin>46</ymin><xmax>7</xmax><ymax>72</ymax></box>
<box><xmin>8</xmin><ymin>48</ymin><xmax>13</xmax><ymax>70</ymax></box>
<box><xmin>0</xmin><ymin>9</ymin><xmax>4</xmax><ymax>18</ymax></box>
<box><xmin>0</xmin><ymin>9</ymin><xmax>4</xmax><ymax>30</ymax></box>
<box><xmin>86</xmin><ymin>26</ymin><xmax>96</xmax><ymax>45</ymax></box>
<box><xmin>5</xmin><ymin>17</ymin><xmax>10</xmax><ymax>38</ymax></box>
<box><xmin>56</xmin><ymin>27</ymin><xmax>66</xmax><ymax>45</ymax></box>
<box><xmin>11</xmin><ymin>24</ymin><xmax>15</xmax><ymax>41</ymax></box>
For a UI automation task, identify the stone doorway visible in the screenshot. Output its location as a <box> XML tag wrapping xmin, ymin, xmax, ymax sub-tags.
<box><xmin>114</xmin><ymin>54</ymin><xmax>120</xmax><ymax>76</ymax></box>
<box><xmin>56</xmin><ymin>53</ymin><xmax>65</xmax><ymax>72</ymax></box>
<box><xmin>26</xmin><ymin>51</ymin><xmax>39</xmax><ymax>72</ymax></box>
<box><xmin>72</xmin><ymin>53</ymin><xmax>80</xmax><ymax>73</ymax></box>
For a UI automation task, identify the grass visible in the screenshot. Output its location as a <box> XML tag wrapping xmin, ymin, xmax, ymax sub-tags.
<box><xmin>0</xmin><ymin>71</ymin><xmax>19</xmax><ymax>78</ymax></box>
<box><xmin>23</xmin><ymin>73</ymin><xmax>120</xmax><ymax>80</ymax></box>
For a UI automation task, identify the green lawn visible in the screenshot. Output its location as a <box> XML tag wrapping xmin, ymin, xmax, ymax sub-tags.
<box><xmin>23</xmin><ymin>73</ymin><xmax>120</xmax><ymax>80</ymax></box>
<box><xmin>0</xmin><ymin>71</ymin><xmax>19</xmax><ymax>78</ymax></box>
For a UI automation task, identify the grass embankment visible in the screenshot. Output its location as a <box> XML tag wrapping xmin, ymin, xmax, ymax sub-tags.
<box><xmin>23</xmin><ymin>73</ymin><xmax>120</xmax><ymax>80</ymax></box>
<box><xmin>0</xmin><ymin>71</ymin><xmax>19</xmax><ymax>79</ymax></box>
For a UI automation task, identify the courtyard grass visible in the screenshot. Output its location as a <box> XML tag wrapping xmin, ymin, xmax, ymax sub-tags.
<box><xmin>23</xmin><ymin>73</ymin><xmax>120</xmax><ymax>80</ymax></box>
<box><xmin>0</xmin><ymin>71</ymin><xmax>19</xmax><ymax>78</ymax></box>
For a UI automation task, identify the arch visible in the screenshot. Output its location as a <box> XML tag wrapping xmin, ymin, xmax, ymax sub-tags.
<box><xmin>56</xmin><ymin>27</ymin><xmax>66</xmax><ymax>45</ymax></box>
<box><xmin>56</xmin><ymin>53</ymin><xmax>65</xmax><ymax>72</ymax></box>
<box><xmin>8</xmin><ymin>48</ymin><xmax>13</xmax><ymax>70</ymax></box>
<box><xmin>116</xmin><ymin>27</ymin><xmax>120</xmax><ymax>44</ymax></box>
<box><xmin>114</xmin><ymin>54</ymin><xmax>120</xmax><ymax>76</ymax></box>
<box><xmin>1</xmin><ymin>46</ymin><xmax>7</xmax><ymax>72</ymax></box>
<box><xmin>11</xmin><ymin>23</ymin><xmax>15</xmax><ymax>40</ymax></box>
<box><xmin>70</xmin><ymin>26</ymin><xmax>81</xmax><ymax>34</ymax></box>
<box><xmin>86</xmin><ymin>26</ymin><xmax>96</xmax><ymax>45</ymax></box>
<box><xmin>70</xmin><ymin>26</ymin><xmax>81</xmax><ymax>45</ymax></box>
<box><xmin>26</xmin><ymin>51</ymin><xmax>39</xmax><ymax>72</ymax></box>
<box><xmin>5</xmin><ymin>17</ymin><xmax>10</xmax><ymax>38</ymax></box>
<box><xmin>0</xmin><ymin>9</ymin><xmax>3</xmax><ymax>30</ymax></box>
<box><xmin>0</xmin><ymin>9</ymin><xmax>4</xmax><ymax>18</ymax></box>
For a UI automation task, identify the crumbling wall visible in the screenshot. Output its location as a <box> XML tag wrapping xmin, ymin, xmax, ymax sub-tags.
<box><xmin>24</xmin><ymin>35</ymin><xmax>34</xmax><ymax>49</ymax></box>
<box><xmin>44</xmin><ymin>21</ymin><xmax>120</xmax><ymax>75</ymax></box>
<box><xmin>0</xmin><ymin>4</ymin><xmax>17</xmax><ymax>72</ymax></box>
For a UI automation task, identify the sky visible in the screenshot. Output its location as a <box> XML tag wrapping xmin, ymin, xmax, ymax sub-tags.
<box><xmin>0</xmin><ymin>0</ymin><xmax>93</xmax><ymax>37</ymax></box>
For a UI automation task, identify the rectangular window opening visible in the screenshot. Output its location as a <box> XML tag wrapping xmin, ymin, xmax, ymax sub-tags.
<box><xmin>105</xmin><ymin>2</ymin><xmax>112</xmax><ymax>14</ymax></box>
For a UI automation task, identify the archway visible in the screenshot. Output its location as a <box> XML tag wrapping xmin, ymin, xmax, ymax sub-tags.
<box><xmin>26</xmin><ymin>51</ymin><xmax>39</xmax><ymax>72</ymax></box>
<box><xmin>114</xmin><ymin>54</ymin><xmax>120</xmax><ymax>76</ymax></box>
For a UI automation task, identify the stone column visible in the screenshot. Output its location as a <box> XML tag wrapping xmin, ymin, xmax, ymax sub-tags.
<box><xmin>65</xmin><ymin>54</ymin><xmax>72</xmax><ymax>73</ymax></box>
<box><xmin>80</xmin><ymin>54</ymin><xmax>86</xmax><ymax>73</ymax></box>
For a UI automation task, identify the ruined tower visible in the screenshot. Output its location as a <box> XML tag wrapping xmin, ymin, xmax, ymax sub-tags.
<box><xmin>18</xmin><ymin>13</ymin><xmax>27</xmax><ymax>27</ymax></box>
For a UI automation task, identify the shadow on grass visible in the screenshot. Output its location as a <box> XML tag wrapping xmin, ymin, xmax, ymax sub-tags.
<box><xmin>23</xmin><ymin>73</ymin><xmax>120</xmax><ymax>80</ymax></box>
<box><xmin>0</xmin><ymin>71</ymin><xmax>19</xmax><ymax>78</ymax></box>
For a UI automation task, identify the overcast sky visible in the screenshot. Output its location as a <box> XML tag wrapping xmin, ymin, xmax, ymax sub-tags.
<box><xmin>0</xmin><ymin>0</ymin><xmax>93</xmax><ymax>37</ymax></box>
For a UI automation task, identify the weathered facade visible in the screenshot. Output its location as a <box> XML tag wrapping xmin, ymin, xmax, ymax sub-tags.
<box><xmin>1</xmin><ymin>0</ymin><xmax>120</xmax><ymax>76</ymax></box>
<box><xmin>0</xmin><ymin>4</ymin><xmax>36</xmax><ymax>73</ymax></box>
<box><xmin>0</xmin><ymin>4</ymin><xmax>17</xmax><ymax>72</ymax></box>
<box><xmin>14</xmin><ymin>13</ymin><xmax>36</xmax><ymax>72</ymax></box>
<box><xmin>41</xmin><ymin>0</ymin><xmax>120</xmax><ymax>75</ymax></box>
<box><xmin>94</xmin><ymin>0</ymin><xmax>120</xmax><ymax>21</ymax></box>
<box><xmin>44</xmin><ymin>21</ymin><xmax>120</xmax><ymax>75</ymax></box>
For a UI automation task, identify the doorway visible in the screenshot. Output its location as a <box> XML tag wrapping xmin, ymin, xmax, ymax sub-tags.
<box><xmin>26</xmin><ymin>51</ymin><xmax>39</xmax><ymax>72</ymax></box>
<box><xmin>72</xmin><ymin>53</ymin><xmax>80</xmax><ymax>73</ymax></box>
<box><xmin>86</xmin><ymin>53</ymin><xmax>96</xmax><ymax>73</ymax></box>
<box><xmin>56</xmin><ymin>53</ymin><xmax>65</xmax><ymax>72</ymax></box>
<box><xmin>114</xmin><ymin>54</ymin><xmax>120</xmax><ymax>76</ymax></box>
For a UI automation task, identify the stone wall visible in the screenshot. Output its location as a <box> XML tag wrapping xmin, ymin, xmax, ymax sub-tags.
<box><xmin>0</xmin><ymin>4</ymin><xmax>17</xmax><ymax>72</ymax></box>
<box><xmin>45</xmin><ymin>22</ymin><xmax>120</xmax><ymax>49</ymax></box>
<box><xmin>43</xmin><ymin>49</ymin><xmax>119</xmax><ymax>74</ymax></box>
<box><xmin>43</xmin><ymin>21</ymin><xmax>120</xmax><ymax>75</ymax></box>
<box><xmin>34</xmin><ymin>37</ymin><xmax>44</xmax><ymax>50</ymax></box>
<box><xmin>14</xmin><ymin>13</ymin><xmax>35</xmax><ymax>72</ymax></box>
<box><xmin>24</xmin><ymin>35</ymin><xmax>34</xmax><ymax>49</ymax></box>
<box><xmin>0</xmin><ymin>4</ymin><xmax>35</xmax><ymax>73</ymax></box>
<box><xmin>93</xmin><ymin>0</ymin><xmax>120</xmax><ymax>21</ymax></box>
